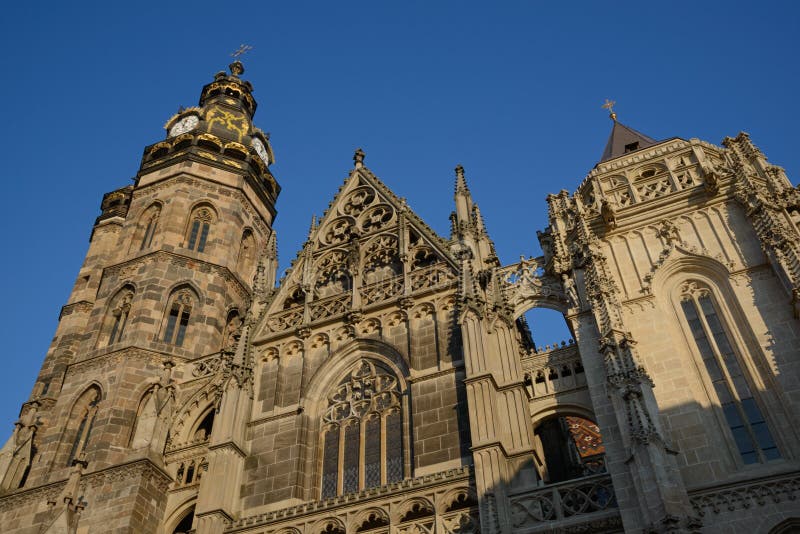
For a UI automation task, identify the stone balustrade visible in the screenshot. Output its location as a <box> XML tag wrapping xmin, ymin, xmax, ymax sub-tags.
<box><xmin>509</xmin><ymin>473</ymin><xmax>620</xmax><ymax>533</ymax></box>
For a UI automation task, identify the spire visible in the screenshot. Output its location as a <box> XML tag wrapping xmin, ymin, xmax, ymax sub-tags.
<box><xmin>598</xmin><ymin>100</ymin><xmax>658</xmax><ymax>163</ymax></box>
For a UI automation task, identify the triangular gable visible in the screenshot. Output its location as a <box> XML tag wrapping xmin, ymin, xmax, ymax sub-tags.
<box><xmin>599</xmin><ymin>120</ymin><xmax>658</xmax><ymax>163</ymax></box>
<box><xmin>253</xmin><ymin>164</ymin><xmax>459</xmax><ymax>339</ymax></box>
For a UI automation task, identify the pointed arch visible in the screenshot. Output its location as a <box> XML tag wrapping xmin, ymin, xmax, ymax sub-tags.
<box><xmin>129</xmin><ymin>386</ymin><xmax>158</xmax><ymax>449</ymax></box>
<box><xmin>97</xmin><ymin>283</ymin><xmax>136</xmax><ymax>348</ymax></box>
<box><xmin>59</xmin><ymin>385</ymin><xmax>103</xmax><ymax>466</ymax></box>
<box><xmin>160</xmin><ymin>284</ymin><xmax>200</xmax><ymax>347</ymax></box>
<box><xmin>653</xmin><ymin>254</ymin><xmax>791</xmax><ymax>467</ymax></box>
<box><xmin>170</xmin><ymin>379</ymin><xmax>220</xmax><ymax>447</ymax></box>
<box><xmin>184</xmin><ymin>202</ymin><xmax>218</xmax><ymax>253</ymax></box>
<box><xmin>310</xmin><ymin>342</ymin><xmax>410</xmax><ymax>499</ymax></box>
<box><xmin>164</xmin><ymin>500</ymin><xmax>196</xmax><ymax>534</ymax></box>
<box><xmin>130</xmin><ymin>201</ymin><xmax>162</xmax><ymax>253</ymax></box>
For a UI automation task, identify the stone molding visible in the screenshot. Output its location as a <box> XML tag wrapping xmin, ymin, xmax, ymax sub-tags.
<box><xmin>689</xmin><ymin>470</ymin><xmax>800</xmax><ymax>517</ymax></box>
<box><xmin>227</xmin><ymin>465</ymin><xmax>473</xmax><ymax>531</ymax></box>
<box><xmin>102</xmin><ymin>249</ymin><xmax>252</xmax><ymax>303</ymax></box>
<box><xmin>65</xmin><ymin>346</ymin><xmax>177</xmax><ymax>378</ymax></box>
<box><xmin>0</xmin><ymin>458</ymin><xmax>171</xmax><ymax>512</ymax></box>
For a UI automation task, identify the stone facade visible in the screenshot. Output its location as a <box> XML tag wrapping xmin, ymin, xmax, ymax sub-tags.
<box><xmin>0</xmin><ymin>63</ymin><xmax>798</xmax><ymax>534</ymax></box>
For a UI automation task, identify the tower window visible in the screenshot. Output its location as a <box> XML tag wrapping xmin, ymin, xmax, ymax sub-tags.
<box><xmin>134</xmin><ymin>203</ymin><xmax>161</xmax><ymax>252</ymax></box>
<box><xmin>101</xmin><ymin>287</ymin><xmax>134</xmax><ymax>347</ymax></box>
<box><xmin>186</xmin><ymin>207</ymin><xmax>214</xmax><ymax>253</ymax></box>
<box><xmin>67</xmin><ymin>387</ymin><xmax>101</xmax><ymax>466</ymax></box>
<box><xmin>624</xmin><ymin>142</ymin><xmax>639</xmax><ymax>153</ymax></box>
<box><xmin>162</xmin><ymin>289</ymin><xmax>194</xmax><ymax>347</ymax></box>
<box><xmin>320</xmin><ymin>359</ymin><xmax>404</xmax><ymax>499</ymax></box>
<box><xmin>680</xmin><ymin>283</ymin><xmax>780</xmax><ymax>464</ymax></box>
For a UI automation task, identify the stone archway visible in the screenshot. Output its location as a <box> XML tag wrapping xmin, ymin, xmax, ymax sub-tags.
<box><xmin>496</xmin><ymin>256</ymin><xmax>570</xmax><ymax>320</ymax></box>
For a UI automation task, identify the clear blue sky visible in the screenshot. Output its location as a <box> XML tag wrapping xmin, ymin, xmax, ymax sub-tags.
<box><xmin>0</xmin><ymin>1</ymin><xmax>798</xmax><ymax>434</ymax></box>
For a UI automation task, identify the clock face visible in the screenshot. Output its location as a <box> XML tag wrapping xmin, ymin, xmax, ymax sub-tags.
<box><xmin>252</xmin><ymin>138</ymin><xmax>270</xmax><ymax>165</ymax></box>
<box><xmin>169</xmin><ymin>115</ymin><xmax>199</xmax><ymax>137</ymax></box>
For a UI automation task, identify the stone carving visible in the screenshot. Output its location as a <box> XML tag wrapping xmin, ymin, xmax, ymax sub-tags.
<box><xmin>509</xmin><ymin>474</ymin><xmax>617</xmax><ymax>526</ymax></box>
<box><xmin>690</xmin><ymin>473</ymin><xmax>800</xmax><ymax>516</ymax></box>
<box><xmin>498</xmin><ymin>257</ymin><xmax>568</xmax><ymax>313</ymax></box>
<box><xmin>323</xmin><ymin>360</ymin><xmax>400</xmax><ymax>423</ymax></box>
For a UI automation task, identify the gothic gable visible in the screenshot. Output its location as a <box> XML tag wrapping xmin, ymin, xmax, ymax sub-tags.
<box><xmin>253</xmin><ymin>161</ymin><xmax>458</xmax><ymax>339</ymax></box>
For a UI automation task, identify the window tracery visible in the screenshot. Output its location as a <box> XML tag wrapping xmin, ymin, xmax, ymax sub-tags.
<box><xmin>163</xmin><ymin>289</ymin><xmax>194</xmax><ymax>347</ymax></box>
<box><xmin>101</xmin><ymin>287</ymin><xmax>134</xmax><ymax>347</ymax></box>
<box><xmin>186</xmin><ymin>207</ymin><xmax>214</xmax><ymax>252</ymax></box>
<box><xmin>320</xmin><ymin>359</ymin><xmax>404</xmax><ymax>498</ymax></box>
<box><xmin>679</xmin><ymin>281</ymin><xmax>780</xmax><ymax>464</ymax></box>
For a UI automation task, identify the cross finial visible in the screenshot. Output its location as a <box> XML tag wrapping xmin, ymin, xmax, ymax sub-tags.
<box><xmin>231</xmin><ymin>44</ymin><xmax>253</xmax><ymax>59</ymax></box>
<box><xmin>602</xmin><ymin>99</ymin><xmax>617</xmax><ymax>121</ymax></box>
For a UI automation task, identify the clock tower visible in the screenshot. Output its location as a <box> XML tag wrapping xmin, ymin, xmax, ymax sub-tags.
<box><xmin>0</xmin><ymin>60</ymin><xmax>279</xmax><ymax>533</ymax></box>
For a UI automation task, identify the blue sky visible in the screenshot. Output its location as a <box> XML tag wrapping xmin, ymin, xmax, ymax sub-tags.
<box><xmin>0</xmin><ymin>1</ymin><xmax>798</xmax><ymax>433</ymax></box>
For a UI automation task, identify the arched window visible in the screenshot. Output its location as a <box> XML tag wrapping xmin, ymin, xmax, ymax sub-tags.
<box><xmin>66</xmin><ymin>387</ymin><xmax>101</xmax><ymax>466</ymax></box>
<box><xmin>679</xmin><ymin>281</ymin><xmax>780</xmax><ymax>464</ymax></box>
<box><xmin>320</xmin><ymin>359</ymin><xmax>404</xmax><ymax>498</ymax></box>
<box><xmin>185</xmin><ymin>206</ymin><xmax>214</xmax><ymax>253</ymax></box>
<box><xmin>138</xmin><ymin>204</ymin><xmax>161</xmax><ymax>251</ymax></box>
<box><xmin>162</xmin><ymin>288</ymin><xmax>195</xmax><ymax>347</ymax></box>
<box><xmin>100</xmin><ymin>286</ymin><xmax>134</xmax><ymax>347</ymax></box>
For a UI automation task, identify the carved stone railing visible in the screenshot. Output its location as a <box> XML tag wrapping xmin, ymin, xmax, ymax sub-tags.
<box><xmin>189</xmin><ymin>352</ymin><xmax>225</xmax><ymax>379</ymax></box>
<box><xmin>521</xmin><ymin>343</ymin><xmax>587</xmax><ymax>398</ymax></box>
<box><xmin>225</xmin><ymin>466</ymin><xmax>476</xmax><ymax>533</ymax></box>
<box><xmin>409</xmin><ymin>263</ymin><xmax>457</xmax><ymax>292</ymax></box>
<box><xmin>169</xmin><ymin>451</ymin><xmax>208</xmax><ymax>489</ymax></box>
<box><xmin>362</xmin><ymin>276</ymin><xmax>404</xmax><ymax>305</ymax></box>
<box><xmin>689</xmin><ymin>470</ymin><xmax>800</xmax><ymax>518</ymax></box>
<box><xmin>509</xmin><ymin>473</ymin><xmax>620</xmax><ymax>533</ymax></box>
<box><xmin>309</xmin><ymin>293</ymin><xmax>350</xmax><ymax>321</ymax></box>
<box><xmin>267</xmin><ymin>305</ymin><xmax>304</xmax><ymax>332</ymax></box>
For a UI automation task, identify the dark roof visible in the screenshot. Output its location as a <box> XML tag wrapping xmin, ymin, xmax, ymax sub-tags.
<box><xmin>599</xmin><ymin>120</ymin><xmax>658</xmax><ymax>163</ymax></box>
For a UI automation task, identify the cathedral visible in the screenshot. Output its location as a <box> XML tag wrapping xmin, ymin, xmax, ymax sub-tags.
<box><xmin>0</xmin><ymin>60</ymin><xmax>798</xmax><ymax>534</ymax></box>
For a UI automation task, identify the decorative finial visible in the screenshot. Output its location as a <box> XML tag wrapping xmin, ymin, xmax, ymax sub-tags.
<box><xmin>354</xmin><ymin>148</ymin><xmax>365</xmax><ymax>168</ymax></box>
<box><xmin>602</xmin><ymin>99</ymin><xmax>617</xmax><ymax>121</ymax></box>
<box><xmin>307</xmin><ymin>215</ymin><xmax>318</xmax><ymax>240</ymax></box>
<box><xmin>229</xmin><ymin>44</ymin><xmax>253</xmax><ymax>76</ymax></box>
<box><xmin>454</xmin><ymin>164</ymin><xmax>470</xmax><ymax>195</ymax></box>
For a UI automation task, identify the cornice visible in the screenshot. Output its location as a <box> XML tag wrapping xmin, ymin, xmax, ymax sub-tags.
<box><xmin>227</xmin><ymin>465</ymin><xmax>473</xmax><ymax>531</ymax></box>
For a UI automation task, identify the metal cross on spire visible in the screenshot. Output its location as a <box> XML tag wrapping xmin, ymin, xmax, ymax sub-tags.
<box><xmin>231</xmin><ymin>44</ymin><xmax>253</xmax><ymax>59</ymax></box>
<box><xmin>602</xmin><ymin>99</ymin><xmax>617</xmax><ymax>121</ymax></box>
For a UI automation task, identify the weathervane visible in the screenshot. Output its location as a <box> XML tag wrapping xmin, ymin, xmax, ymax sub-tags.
<box><xmin>602</xmin><ymin>99</ymin><xmax>617</xmax><ymax>121</ymax></box>
<box><xmin>231</xmin><ymin>44</ymin><xmax>253</xmax><ymax>59</ymax></box>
